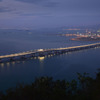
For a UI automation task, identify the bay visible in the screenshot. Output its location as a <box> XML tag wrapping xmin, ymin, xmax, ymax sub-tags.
<box><xmin>0</xmin><ymin>29</ymin><xmax>100</xmax><ymax>91</ymax></box>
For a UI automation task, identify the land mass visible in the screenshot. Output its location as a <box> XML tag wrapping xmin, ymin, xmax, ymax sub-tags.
<box><xmin>61</xmin><ymin>33</ymin><xmax>100</xmax><ymax>41</ymax></box>
<box><xmin>71</xmin><ymin>37</ymin><xmax>100</xmax><ymax>41</ymax></box>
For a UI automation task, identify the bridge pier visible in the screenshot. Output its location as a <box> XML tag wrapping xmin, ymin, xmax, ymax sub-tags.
<box><xmin>38</xmin><ymin>52</ymin><xmax>45</xmax><ymax>57</ymax></box>
<box><xmin>31</xmin><ymin>53</ymin><xmax>35</xmax><ymax>57</ymax></box>
<box><xmin>0</xmin><ymin>59</ymin><xmax>2</xmax><ymax>63</ymax></box>
<box><xmin>20</xmin><ymin>55</ymin><xmax>27</xmax><ymax>60</ymax></box>
<box><xmin>9</xmin><ymin>57</ymin><xmax>15</xmax><ymax>61</ymax></box>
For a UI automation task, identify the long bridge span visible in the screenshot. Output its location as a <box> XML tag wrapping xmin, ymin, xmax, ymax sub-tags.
<box><xmin>0</xmin><ymin>43</ymin><xmax>100</xmax><ymax>63</ymax></box>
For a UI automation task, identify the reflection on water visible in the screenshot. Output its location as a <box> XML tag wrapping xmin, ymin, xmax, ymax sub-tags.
<box><xmin>34</xmin><ymin>57</ymin><xmax>37</xmax><ymax>59</ymax></box>
<box><xmin>38</xmin><ymin>56</ymin><xmax>45</xmax><ymax>61</ymax></box>
<box><xmin>11</xmin><ymin>61</ymin><xmax>15</xmax><ymax>65</ymax></box>
<box><xmin>6</xmin><ymin>62</ymin><xmax>10</xmax><ymax>67</ymax></box>
<box><xmin>0</xmin><ymin>63</ymin><xmax>4</xmax><ymax>68</ymax></box>
<box><xmin>22</xmin><ymin>61</ymin><xmax>25</xmax><ymax>64</ymax></box>
<box><xmin>16</xmin><ymin>61</ymin><xmax>20</xmax><ymax>63</ymax></box>
<box><xmin>38</xmin><ymin>57</ymin><xmax>45</xmax><ymax>72</ymax></box>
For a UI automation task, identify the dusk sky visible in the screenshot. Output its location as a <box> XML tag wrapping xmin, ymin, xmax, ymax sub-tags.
<box><xmin>0</xmin><ymin>0</ymin><xmax>100</xmax><ymax>29</ymax></box>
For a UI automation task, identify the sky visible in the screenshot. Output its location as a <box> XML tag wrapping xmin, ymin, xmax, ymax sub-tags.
<box><xmin>0</xmin><ymin>0</ymin><xmax>100</xmax><ymax>29</ymax></box>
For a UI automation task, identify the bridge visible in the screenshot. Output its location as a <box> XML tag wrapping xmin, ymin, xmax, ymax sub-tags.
<box><xmin>0</xmin><ymin>42</ymin><xmax>100</xmax><ymax>63</ymax></box>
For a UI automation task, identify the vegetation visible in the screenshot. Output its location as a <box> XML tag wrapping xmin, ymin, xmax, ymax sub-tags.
<box><xmin>0</xmin><ymin>70</ymin><xmax>100</xmax><ymax>100</ymax></box>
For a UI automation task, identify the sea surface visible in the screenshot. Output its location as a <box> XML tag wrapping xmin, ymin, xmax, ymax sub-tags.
<box><xmin>0</xmin><ymin>29</ymin><xmax>100</xmax><ymax>91</ymax></box>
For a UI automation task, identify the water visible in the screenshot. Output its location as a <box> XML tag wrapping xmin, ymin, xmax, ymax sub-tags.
<box><xmin>0</xmin><ymin>29</ymin><xmax>100</xmax><ymax>91</ymax></box>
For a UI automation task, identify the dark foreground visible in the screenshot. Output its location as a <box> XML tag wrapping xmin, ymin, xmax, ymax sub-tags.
<box><xmin>0</xmin><ymin>70</ymin><xmax>100</xmax><ymax>100</ymax></box>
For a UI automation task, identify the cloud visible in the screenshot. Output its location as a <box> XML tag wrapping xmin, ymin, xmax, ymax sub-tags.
<box><xmin>15</xmin><ymin>0</ymin><xmax>50</xmax><ymax>4</ymax></box>
<box><xmin>15</xmin><ymin>0</ymin><xmax>100</xmax><ymax>12</ymax></box>
<box><xmin>43</xmin><ymin>2</ymin><xmax>59</xmax><ymax>7</ymax></box>
<box><xmin>0</xmin><ymin>7</ymin><xmax>12</xmax><ymax>13</ymax></box>
<box><xmin>20</xmin><ymin>13</ymin><xmax>49</xmax><ymax>16</ymax></box>
<box><xmin>16</xmin><ymin>0</ymin><xmax>59</xmax><ymax>7</ymax></box>
<box><xmin>0</xmin><ymin>0</ymin><xmax>99</xmax><ymax>29</ymax></box>
<box><xmin>0</xmin><ymin>0</ymin><xmax>41</xmax><ymax>14</ymax></box>
<box><xmin>64</xmin><ymin>0</ymin><xmax>100</xmax><ymax>11</ymax></box>
<box><xmin>16</xmin><ymin>0</ymin><xmax>44</xmax><ymax>3</ymax></box>
<box><xmin>0</xmin><ymin>0</ymin><xmax>100</xmax><ymax>16</ymax></box>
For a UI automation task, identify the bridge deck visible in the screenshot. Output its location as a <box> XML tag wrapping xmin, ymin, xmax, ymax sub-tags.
<box><xmin>0</xmin><ymin>43</ymin><xmax>100</xmax><ymax>59</ymax></box>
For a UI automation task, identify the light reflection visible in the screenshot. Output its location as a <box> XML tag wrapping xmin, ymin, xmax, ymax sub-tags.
<box><xmin>30</xmin><ymin>57</ymin><xmax>33</xmax><ymax>59</ymax></box>
<box><xmin>0</xmin><ymin>63</ymin><xmax>4</xmax><ymax>68</ymax></box>
<box><xmin>6</xmin><ymin>62</ymin><xmax>10</xmax><ymax>67</ymax></box>
<box><xmin>48</xmin><ymin>55</ymin><xmax>51</xmax><ymax>57</ymax></box>
<box><xmin>34</xmin><ymin>57</ymin><xmax>37</xmax><ymax>59</ymax></box>
<box><xmin>17</xmin><ymin>61</ymin><xmax>20</xmax><ymax>63</ymax></box>
<box><xmin>38</xmin><ymin>56</ymin><xmax>45</xmax><ymax>61</ymax></box>
<box><xmin>38</xmin><ymin>56</ymin><xmax>45</xmax><ymax>72</ymax></box>
<box><xmin>50</xmin><ymin>54</ymin><xmax>53</xmax><ymax>57</ymax></box>
<box><xmin>12</xmin><ymin>61</ymin><xmax>15</xmax><ymax>65</ymax></box>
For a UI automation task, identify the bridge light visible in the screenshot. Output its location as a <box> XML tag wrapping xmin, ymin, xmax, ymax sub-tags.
<box><xmin>38</xmin><ymin>49</ymin><xmax>44</xmax><ymax>52</ymax></box>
